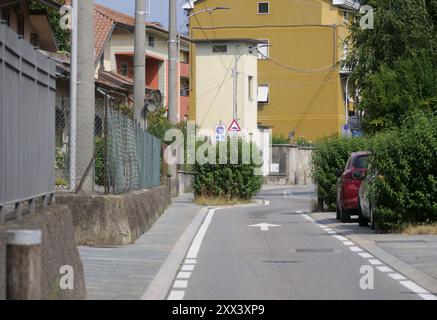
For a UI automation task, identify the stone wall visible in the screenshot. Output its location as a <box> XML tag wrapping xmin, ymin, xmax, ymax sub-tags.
<box><xmin>56</xmin><ymin>185</ymin><xmax>171</xmax><ymax>246</ymax></box>
<box><xmin>0</xmin><ymin>205</ymin><xmax>87</xmax><ymax>300</ymax></box>
<box><xmin>268</xmin><ymin>145</ymin><xmax>314</xmax><ymax>185</ymax></box>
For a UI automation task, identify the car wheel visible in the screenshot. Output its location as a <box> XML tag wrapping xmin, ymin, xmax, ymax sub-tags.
<box><xmin>340</xmin><ymin>206</ymin><xmax>350</xmax><ymax>223</ymax></box>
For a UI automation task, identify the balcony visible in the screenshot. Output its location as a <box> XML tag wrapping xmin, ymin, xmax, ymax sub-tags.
<box><xmin>332</xmin><ymin>0</ymin><xmax>360</xmax><ymax>10</ymax></box>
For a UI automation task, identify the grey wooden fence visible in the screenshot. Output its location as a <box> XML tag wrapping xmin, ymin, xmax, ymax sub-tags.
<box><xmin>0</xmin><ymin>22</ymin><xmax>56</xmax><ymax>223</ymax></box>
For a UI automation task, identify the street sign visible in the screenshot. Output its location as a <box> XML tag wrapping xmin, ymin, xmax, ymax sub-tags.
<box><xmin>228</xmin><ymin>119</ymin><xmax>241</xmax><ymax>133</ymax></box>
<box><xmin>249</xmin><ymin>223</ymin><xmax>281</xmax><ymax>231</ymax></box>
<box><xmin>341</xmin><ymin>124</ymin><xmax>352</xmax><ymax>138</ymax></box>
<box><xmin>215</xmin><ymin>124</ymin><xmax>226</xmax><ymax>142</ymax></box>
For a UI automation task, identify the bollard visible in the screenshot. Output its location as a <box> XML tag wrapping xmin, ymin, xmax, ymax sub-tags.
<box><xmin>6</xmin><ymin>229</ymin><xmax>42</xmax><ymax>300</ymax></box>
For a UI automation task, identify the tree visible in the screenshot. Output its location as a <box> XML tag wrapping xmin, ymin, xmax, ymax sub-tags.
<box><xmin>347</xmin><ymin>0</ymin><xmax>437</xmax><ymax>132</ymax></box>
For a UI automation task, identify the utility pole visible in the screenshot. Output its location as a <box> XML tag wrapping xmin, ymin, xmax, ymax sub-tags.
<box><xmin>168</xmin><ymin>0</ymin><xmax>178</xmax><ymax>124</ymax></box>
<box><xmin>69</xmin><ymin>0</ymin><xmax>78</xmax><ymax>191</ymax></box>
<box><xmin>134</xmin><ymin>0</ymin><xmax>146</xmax><ymax>127</ymax></box>
<box><xmin>75</xmin><ymin>0</ymin><xmax>95</xmax><ymax>192</ymax></box>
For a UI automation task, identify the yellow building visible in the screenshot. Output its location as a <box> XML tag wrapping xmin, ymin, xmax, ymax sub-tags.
<box><xmin>184</xmin><ymin>0</ymin><xmax>358</xmax><ymax>142</ymax></box>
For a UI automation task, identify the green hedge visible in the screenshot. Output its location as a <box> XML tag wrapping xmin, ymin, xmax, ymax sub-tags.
<box><xmin>310</xmin><ymin>137</ymin><xmax>370</xmax><ymax>210</ymax></box>
<box><xmin>369</xmin><ymin>112</ymin><xmax>437</xmax><ymax>231</ymax></box>
<box><xmin>193</xmin><ymin>138</ymin><xmax>263</xmax><ymax>200</ymax></box>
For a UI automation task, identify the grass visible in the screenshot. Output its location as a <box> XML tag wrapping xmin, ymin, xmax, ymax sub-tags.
<box><xmin>403</xmin><ymin>223</ymin><xmax>437</xmax><ymax>235</ymax></box>
<box><xmin>194</xmin><ymin>196</ymin><xmax>252</xmax><ymax>206</ymax></box>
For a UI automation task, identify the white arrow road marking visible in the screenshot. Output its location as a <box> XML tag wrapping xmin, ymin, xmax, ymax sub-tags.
<box><xmin>249</xmin><ymin>223</ymin><xmax>281</xmax><ymax>231</ymax></box>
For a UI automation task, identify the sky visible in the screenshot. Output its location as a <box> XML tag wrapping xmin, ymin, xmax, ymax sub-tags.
<box><xmin>95</xmin><ymin>0</ymin><xmax>189</xmax><ymax>31</ymax></box>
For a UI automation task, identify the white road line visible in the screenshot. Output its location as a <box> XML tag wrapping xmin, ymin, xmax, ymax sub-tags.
<box><xmin>185</xmin><ymin>259</ymin><xmax>197</xmax><ymax>264</ymax></box>
<box><xmin>418</xmin><ymin>293</ymin><xmax>437</xmax><ymax>300</ymax></box>
<box><xmin>358</xmin><ymin>252</ymin><xmax>373</xmax><ymax>259</ymax></box>
<box><xmin>186</xmin><ymin>209</ymin><xmax>215</xmax><ymax>259</ymax></box>
<box><xmin>377</xmin><ymin>266</ymin><xmax>394</xmax><ymax>273</ymax></box>
<box><xmin>399</xmin><ymin>280</ymin><xmax>430</xmax><ymax>295</ymax></box>
<box><xmin>368</xmin><ymin>259</ymin><xmax>383</xmax><ymax>265</ymax></box>
<box><xmin>296</xmin><ymin>210</ymin><xmax>304</xmax><ymax>214</ymax></box>
<box><xmin>349</xmin><ymin>246</ymin><xmax>363</xmax><ymax>252</ymax></box>
<box><xmin>333</xmin><ymin>235</ymin><xmax>348</xmax><ymax>241</ymax></box>
<box><xmin>173</xmin><ymin>280</ymin><xmax>189</xmax><ymax>289</ymax></box>
<box><xmin>177</xmin><ymin>271</ymin><xmax>191</xmax><ymax>279</ymax></box>
<box><xmin>342</xmin><ymin>241</ymin><xmax>354</xmax><ymax>246</ymax></box>
<box><xmin>326</xmin><ymin>230</ymin><xmax>337</xmax><ymax>234</ymax></box>
<box><xmin>168</xmin><ymin>290</ymin><xmax>185</xmax><ymax>300</ymax></box>
<box><xmin>181</xmin><ymin>265</ymin><xmax>195</xmax><ymax>271</ymax></box>
<box><xmin>388</xmin><ymin>273</ymin><xmax>406</xmax><ymax>280</ymax></box>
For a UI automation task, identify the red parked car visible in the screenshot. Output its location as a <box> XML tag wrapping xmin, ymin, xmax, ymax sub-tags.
<box><xmin>336</xmin><ymin>151</ymin><xmax>371</xmax><ymax>222</ymax></box>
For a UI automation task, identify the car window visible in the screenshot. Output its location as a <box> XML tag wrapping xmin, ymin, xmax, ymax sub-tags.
<box><xmin>353</xmin><ymin>155</ymin><xmax>370</xmax><ymax>169</ymax></box>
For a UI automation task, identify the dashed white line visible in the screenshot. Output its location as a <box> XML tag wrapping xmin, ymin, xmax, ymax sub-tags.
<box><xmin>418</xmin><ymin>293</ymin><xmax>437</xmax><ymax>300</ymax></box>
<box><xmin>185</xmin><ymin>259</ymin><xmax>197</xmax><ymax>264</ymax></box>
<box><xmin>377</xmin><ymin>266</ymin><xmax>394</xmax><ymax>273</ymax></box>
<box><xmin>173</xmin><ymin>280</ymin><xmax>189</xmax><ymax>289</ymax></box>
<box><xmin>168</xmin><ymin>290</ymin><xmax>185</xmax><ymax>300</ymax></box>
<box><xmin>343</xmin><ymin>241</ymin><xmax>354</xmax><ymax>246</ymax></box>
<box><xmin>399</xmin><ymin>281</ymin><xmax>430</xmax><ymax>295</ymax></box>
<box><xmin>368</xmin><ymin>259</ymin><xmax>383</xmax><ymax>266</ymax></box>
<box><xmin>349</xmin><ymin>246</ymin><xmax>363</xmax><ymax>252</ymax></box>
<box><xmin>333</xmin><ymin>235</ymin><xmax>348</xmax><ymax>241</ymax></box>
<box><xmin>177</xmin><ymin>271</ymin><xmax>191</xmax><ymax>279</ymax></box>
<box><xmin>358</xmin><ymin>252</ymin><xmax>373</xmax><ymax>259</ymax></box>
<box><xmin>181</xmin><ymin>264</ymin><xmax>195</xmax><ymax>271</ymax></box>
<box><xmin>388</xmin><ymin>273</ymin><xmax>406</xmax><ymax>280</ymax></box>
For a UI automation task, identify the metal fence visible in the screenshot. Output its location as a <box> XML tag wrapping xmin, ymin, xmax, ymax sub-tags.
<box><xmin>55</xmin><ymin>98</ymin><xmax>161</xmax><ymax>194</ymax></box>
<box><xmin>0</xmin><ymin>22</ymin><xmax>56</xmax><ymax>222</ymax></box>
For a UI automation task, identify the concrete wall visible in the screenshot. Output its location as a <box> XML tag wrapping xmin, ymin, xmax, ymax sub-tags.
<box><xmin>0</xmin><ymin>205</ymin><xmax>86</xmax><ymax>300</ymax></box>
<box><xmin>267</xmin><ymin>145</ymin><xmax>314</xmax><ymax>185</ymax></box>
<box><xmin>56</xmin><ymin>186</ymin><xmax>171</xmax><ymax>246</ymax></box>
<box><xmin>178</xmin><ymin>171</ymin><xmax>194</xmax><ymax>194</ymax></box>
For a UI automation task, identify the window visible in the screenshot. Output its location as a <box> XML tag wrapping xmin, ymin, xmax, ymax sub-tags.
<box><xmin>248</xmin><ymin>76</ymin><xmax>254</xmax><ymax>100</ymax></box>
<box><xmin>30</xmin><ymin>33</ymin><xmax>39</xmax><ymax>47</ymax></box>
<box><xmin>258</xmin><ymin>84</ymin><xmax>269</xmax><ymax>103</ymax></box>
<box><xmin>212</xmin><ymin>45</ymin><xmax>227</xmax><ymax>53</ymax></box>
<box><xmin>258</xmin><ymin>2</ymin><xmax>270</xmax><ymax>14</ymax></box>
<box><xmin>120</xmin><ymin>63</ymin><xmax>128</xmax><ymax>76</ymax></box>
<box><xmin>343</xmin><ymin>11</ymin><xmax>349</xmax><ymax>23</ymax></box>
<box><xmin>17</xmin><ymin>14</ymin><xmax>24</xmax><ymax>37</ymax></box>
<box><xmin>99</xmin><ymin>53</ymin><xmax>105</xmax><ymax>70</ymax></box>
<box><xmin>180</xmin><ymin>51</ymin><xmax>189</xmax><ymax>63</ymax></box>
<box><xmin>148</xmin><ymin>36</ymin><xmax>155</xmax><ymax>47</ymax></box>
<box><xmin>1</xmin><ymin>9</ymin><xmax>11</xmax><ymax>27</ymax></box>
<box><xmin>257</xmin><ymin>41</ymin><xmax>269</xmax><ymax>60</ymax></box>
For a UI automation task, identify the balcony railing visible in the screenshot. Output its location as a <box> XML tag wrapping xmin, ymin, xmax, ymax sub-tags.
<box><xmin>332</xmin><ymin>0</ymin><xmax>360</xmax><ymax>10</ymax></box>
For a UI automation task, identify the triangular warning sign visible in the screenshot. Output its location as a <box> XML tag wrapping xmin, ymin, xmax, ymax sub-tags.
<box><xmin>228</xmin><ymin>119</ymin><xmax>241</xmax><ymax>132</ymax></box>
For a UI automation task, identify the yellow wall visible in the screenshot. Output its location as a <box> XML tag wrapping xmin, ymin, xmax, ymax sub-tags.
<box><xmin>188</xmin><ymin>0</ymin><xmax>350</xmax><ymax>142</ymax></box>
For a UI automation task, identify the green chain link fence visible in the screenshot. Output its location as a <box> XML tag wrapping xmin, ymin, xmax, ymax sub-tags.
<box><xmin>106</xmin><ymin>107</ymin><xmax>161</xmax><ymax>194</ymax></box>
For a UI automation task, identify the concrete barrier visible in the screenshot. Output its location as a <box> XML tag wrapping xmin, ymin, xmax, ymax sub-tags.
<box><xmin>0</xmin><ymin>205</ymin><xmax>87</xmax><ymax>300</ymax></box>
<box><xmin>56</xmin><ymin>185</ymin><xmax>171</xmax><ymax>246</ymax></box>
<box><xmin>178</xmin><ymin>171</ymin><xmax>194</xmax><ymax>194</ymax></box>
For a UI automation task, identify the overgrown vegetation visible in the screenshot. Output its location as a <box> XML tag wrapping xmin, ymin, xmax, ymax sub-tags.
<box><xmin>193</xmin><ymin>138</ymin><xmax>263</xmax><ymax>201</ymax></box>
<box><xmin>367</xmin><ymin>112</ymin><xmax>437</xmax><ymax>231</ymax></box>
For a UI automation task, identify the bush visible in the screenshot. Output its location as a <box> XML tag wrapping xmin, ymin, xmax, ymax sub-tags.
<box><xmin>368</xmin><ymin>112</ymin><xmax>437</xmax><ymax>231</ymax></box>
<box><xmin>193</xmin><ymin>137</ymin><xmax>263</xmax><ymax>200</ymax></box>
<box><xmin>311</xmin><ymin>136</ymin><xmax>370</xmax><ymax>210</ymax></box>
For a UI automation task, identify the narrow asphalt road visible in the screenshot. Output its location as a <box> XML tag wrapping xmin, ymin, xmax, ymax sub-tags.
<box><xmin>174</xmin><ymin>186</ymin><xmax>423</xmax><ymax>300</ymax></box>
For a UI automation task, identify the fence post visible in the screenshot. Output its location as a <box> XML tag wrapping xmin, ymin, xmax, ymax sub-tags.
<box><xmin>6</xmin><ymin>229</ymin><xmax>42</xmax><ymax>300</ymax></box>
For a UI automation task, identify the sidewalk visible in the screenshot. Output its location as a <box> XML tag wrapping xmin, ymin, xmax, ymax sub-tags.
<box><xmin>79</xmin><ymin>193</ymin><xmax>203</xmax><ymax>300</ymax></box>
<box><xmin>312</xmin><ymin>211</ymin><xmax>437</xmax><ymax>294</ymax></box>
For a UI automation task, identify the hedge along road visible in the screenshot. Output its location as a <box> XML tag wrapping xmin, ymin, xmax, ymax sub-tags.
<box><xmin>167</xmin><ymin>185</ymin><xmax>429</xmax><ymax>300</ymax></box>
